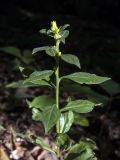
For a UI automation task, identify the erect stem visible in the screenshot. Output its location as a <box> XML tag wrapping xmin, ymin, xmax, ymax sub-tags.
<box><xmin>55</xmin><ymin>40</ymin><xmax>60</xmax><ymax>158</ymax></box>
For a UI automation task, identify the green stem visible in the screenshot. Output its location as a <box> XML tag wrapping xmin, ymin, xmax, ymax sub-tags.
<box><xmin>55</xmin><ymin>41</ymin><xmax>60</xmax><ymax>158</ymax></box>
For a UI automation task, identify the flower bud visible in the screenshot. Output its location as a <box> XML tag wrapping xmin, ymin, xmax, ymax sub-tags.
<box><xmin>51</xmin><ymin>21</ymin><xmax>59</xmax><ymax>34</ymax></box>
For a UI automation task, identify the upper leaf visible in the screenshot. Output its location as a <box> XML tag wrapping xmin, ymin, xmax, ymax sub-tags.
<box><xmin>32</xmin><ymin>46</ymin><xmax>57</xmax><ymax>57</ymax></box>
<box><xmin>60</xmin><ymin>111</ymin><xmax>74</xmax><ymax>133</ymax></box>
<box><xmin>61</xmin><ymin>54</ymin><xmax>81</xmax><ymax>69</ymax></box>
<box><xmin>41</xmin><ymin>104</ymin><xmax>61</xmax><ymax>133</ymax></box>
<box><xmin>61</xmin><ymin>100</ymin><xmax>95</xmax><ymax>113</ymax></box>
<box><xmin>60</xmin><ymin>24</ymin><xmax>70</xmax><ymax>31</ymax></box>
<box><xmin>61</xmin><ymin>72</ymin><xmax>110</xmax><ymax>85</ymax></box>
<box><xmin>24</xmin><ymin>70</ymin><xmax>53</xmax><ymax>85</ymax></box>
<box><xmin>59</xmin><ymin>30</ymin><xmax>69</xmax><ymax>44</ymax></box>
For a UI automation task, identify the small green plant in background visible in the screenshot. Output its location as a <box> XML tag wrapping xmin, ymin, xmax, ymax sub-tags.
<box><xmin>0</xmin><ymin>47</ymin><xmax>38</xmax><ymax>70</ymax></box>
<box><xmin>10</xmin><ymin>21</ymin><xmax>111</xmax><ymax>159</ymax></box>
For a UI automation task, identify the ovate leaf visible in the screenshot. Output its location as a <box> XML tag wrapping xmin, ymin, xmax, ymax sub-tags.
<box><xmin>36</xmin><ymin>137</ymin><xmax>55</xmax><ymax>154</ymax></box>
<box><xmin>61</xmin><ymin>72</ymin><xmax>110</xmax><ymax>85</ymax></box>
<box><xmin>24</xmin><ymin>70</ymin><xmax>53</xmax><ymax>85</ymax></box>
<box><xmin>61</xmin><ymin>54</ymin><xmax>81</xmax><ymax>69</ymax></box>
<box><xmin>41</xmin><ymin>104</ymin><xmax>61</xmax><ymax>133</ymax></box>
<box><xmin>60</xmin><ymin>111</ymin><xmax>74</xmax><ymax>133</ymax></box>
<box><xmin>61</xmin><ymin>100</ymin><xmax>95</xmax><ymax>113</ymax></box>
<box><xmin>27</xmin><ymin>95</ymin><xmax>55</xmax><ymax>111</ymax></box>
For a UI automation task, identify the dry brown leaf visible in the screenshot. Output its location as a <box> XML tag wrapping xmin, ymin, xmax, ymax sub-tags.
<box><xmin>0</xmin><ymin>145</ymin><xmax>9</xmax><ymax>160</ymax></box>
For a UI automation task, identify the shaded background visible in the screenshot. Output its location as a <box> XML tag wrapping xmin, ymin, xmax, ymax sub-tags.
<box><xmin>0</xmin><ymin>0</ymin><xmax>120</xmax><ymax>160</ymax></box>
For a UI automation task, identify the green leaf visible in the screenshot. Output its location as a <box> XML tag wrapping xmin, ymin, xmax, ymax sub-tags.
<box><xmin>61</xmin><ymin>72</ymin><xmax>110</xmax><ymax>85</ymax></box>
<box><xmin>27</xmin><ymin>95</ymin><xmax>55</xmax><ymax>111</ymax></box>
<box><xmin>32</xmin><ymin>46</ymin><xmax>57</xmax><ymax>57</ymax></box>
<box><xmin>45</xmin><ymin>46</ymin><xmax>57</xmax><ymax>57</ymax></box>
<box><xmin>61</xmin><ymin>54</ymin><xmax>81</xmax><ymax>68</ymax></box>
<box><xmin>56</xmin><ymin>133</ymin><xmax>72</xmax><ymax>149</ymax></box>
<box><xmin>65</xmin><ymin>138</ymin><xmax>97</xmax><ymax>160</ymax></box>
<box><xmin>60</xmin><ymin>24</ymin><xmax>70</xmax><ymax>31</ymax></box>
<box><xmin>60</xmin><ymin>30</ymin><xmax>69</xmax><ymax>39</ymax></box>
<box><xmin>61</xmin><ymin>100</ymin><xmax>95</xmax><ymax>113</ymax></box>
<box><xmin>6</xmin><ymin>79</ymin><xmax>50</xmax><ymax>88</ymax></box>
<box><xmin>36</xmin><ymin>137</ymin><xmax>55</xmax><ymax>154</ymax></box>
<box><xmin>24</xmin><ymin>70</ymin><xmax>53</xmax><ymax>85</ymax></box>
<box><xmin>60</xmin><ymin>111</ymin><xmax>74</xmax><ymax>133</ymax></box>
<box><xmin>41</xmin><ymin>104</ymin><xmax>61</xmax><ymax>133</ymax></box>
<box><xmin>0</xmin><ymin>46</ymin><xmax>21</xmax><ymax>58</ymax></box>
<box><xmin>32</xmin><ymin>46</ymin><xmax>49</xmax><ymax>55</ymax></box>
<box><xmin>59</xmin><ymin>30</ymin><xmax>69</xmax><ymax>44</ymax></box>
<box><xmin>74</xmin><ymin>114</ymin><xmax>89</xmax><ymax>127</ymax></box>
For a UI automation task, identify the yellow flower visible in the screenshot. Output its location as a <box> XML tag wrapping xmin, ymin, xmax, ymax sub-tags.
<box><xmin>51</xmin><ymin>21</ymin><xmax>59</xmax><ymax>33</ymax></box>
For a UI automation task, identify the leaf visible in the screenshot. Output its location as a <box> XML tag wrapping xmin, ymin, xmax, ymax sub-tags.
<box><xmin>60</xmin><ymin>24</ymin><xmax>70</xmax><ymax>31</ymax></box>
<box><xmin>0</xmin><ymin>46</ymin><xmax>21</xmax><ymax>59</ymax></box>
<box><xmin>56</xmin><ymin>133</ymin><xmax>72</xmax><ymax>149</ymax></box>
<box><xmin>36</xmin><ymin>137</ymin><xmax>55</xmax><ymax>154</ymax></box>
<box><xmin>6</xmin><ymin>79</ymin><xmax>50</xmax><ymax>88</ymax></box>
<box><xmin>61</xmin><ymin>72</ymin><xmax>110</xmax><ymax>85</ymax></box>
<box><xmin>61</xmin><ymin>54</ymin><xmax>81</xmax><ymax>68</ymax></box>
<box><xmin>27</xmin><ymin>95</ymin><xmax>55</xmax><ymax>110</ymax></box>
<box><xmin>65</xmin><ymin>138</ymin><xmax>97</xmax><ymax>160</ymax></box>
<box><xmin>74</xmin><ymin>114</ymin><xmax>89</xmax><ymax>127</ymax></box>
<box><xmin>59</xmin><ymin>30</ymin><xmax>69</xmax><ymax>44</ymax></box>
<box><xmin>60</xmin><ymin>30</ymin><xmax>69</xmax><ymax>39</ymax></box>
<box><xmin>60</xmin><ymin>111</ymin><xmax>74</xmax><ymax>133</ymax></box>
<box><xmin>61</xmin><ymin>100</ymin><xmax>95</xmax><ymax>113</ymax></box>
<box><xmin>45</xmin><ymin>46</ymin><xmax>57</xmax><ymax>57</ymax></box>
<box><xmin>24</xmin><ymin>70</ymin><xmax>53</xmax><ymax>85</ymax></box>
<box><xmin>0</xmin><ymin>146</ymin><xmax>9</xmax><ymax>160</ymax></box>
<box><xmin>32</xmin><ymin>46</ymin><xmax>57</xmax><ymax>57</ymax></box>
<box><xmin>41</xmin><ymin>104</ymin><xmax>61</xmax><ymax>133</ymax></box>
<box><xmin>32</xmin><ymin>46</ymin><xmax>49</xmax><ymax>54</ymax></box>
